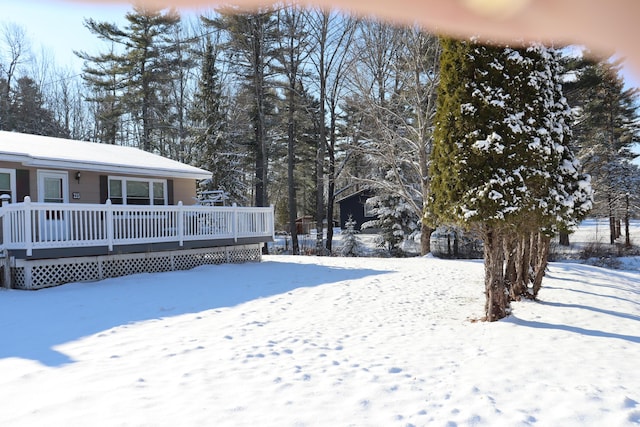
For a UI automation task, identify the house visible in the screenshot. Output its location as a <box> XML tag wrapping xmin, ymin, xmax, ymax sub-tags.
<box><xmin>337</xmin><ymin>189</ymin><xmax>376</xmax><ymax>232</ymax></box>
<box><xmin>0</xmin><ymin>130</ymin><xmax>212</xmax><ymax>206</ymax></box>
<box><xmin>0</xmin><ymin>131</ymin><xmax>274</xmax><ymax>289</ymax></box>
<box><xmin>295</xmin><ymin>216</ymin><xmax>315</xmax><ymax>235</ymax></box>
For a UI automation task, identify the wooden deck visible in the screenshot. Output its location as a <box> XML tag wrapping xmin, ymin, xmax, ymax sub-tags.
<box><xmin>0</xmin><ymin>198</ymin><xmax>274</xmax><ymax>289</ymax></box>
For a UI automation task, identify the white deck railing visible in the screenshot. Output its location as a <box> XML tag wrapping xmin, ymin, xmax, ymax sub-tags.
<box><xmin>0</xmin><ymin>197</ymin><xmax>274</xmax><ymax>256</ymax></box>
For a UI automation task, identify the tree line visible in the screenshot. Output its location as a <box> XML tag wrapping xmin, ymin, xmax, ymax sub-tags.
<box><xmin>1</xmin><ymin>5</ymin><xmax>639</xmax><ymax>268</ymax></box>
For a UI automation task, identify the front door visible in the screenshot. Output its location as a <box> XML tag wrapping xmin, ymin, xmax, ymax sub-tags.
<box><xmin>37</xmin><ymin>171</ymin><xmax>69</xmax><ymax>241</ymax></box>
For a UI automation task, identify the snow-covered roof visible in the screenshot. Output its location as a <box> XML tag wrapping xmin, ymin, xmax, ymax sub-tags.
<box><xmin>336</xmin><ymin>189</ymin><xmax>373</xmax><ymax>204</ymax></box>
<box><xmin>0</xmin><ymin>131</ymin><xmax>211</xmax><ymax>180</ymax></box>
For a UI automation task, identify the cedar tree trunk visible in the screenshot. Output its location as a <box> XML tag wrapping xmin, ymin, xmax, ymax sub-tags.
<box><xmin>482</xmin><ymin>225</ymin><xmax>510</xmax><ymax>321</ymax></box>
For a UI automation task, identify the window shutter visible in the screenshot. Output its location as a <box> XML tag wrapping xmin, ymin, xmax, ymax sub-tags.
<box><xmin>99</xmin><ymin>175</ymin><xmax>108</xmax><ymax>203</ymax></box>
<box><xmin>16</xmin><ymin>169</ymin><xmax>30</xmax><ymax>202</ymax></box>
<box><xmin>167</xmin><ymin>179</ymin><xmax>174</xmax><ymax>205</ymax></box>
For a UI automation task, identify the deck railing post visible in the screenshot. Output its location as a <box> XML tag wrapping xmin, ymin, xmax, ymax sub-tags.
<box><xmin>232</xmin><ymin>203</ymin><xmax>238</xmax><ymax>242</ymax></box>
<box><xmin>105</xmin><ymin>199</ymin><xmax>114</xmax><ymax>252</ymax></box>
<box><xmin>0</xmin><ymin>211</ymin><xmax>5</xmax><ymax>250</ymax></box>
<box><xmin>23</xmin><ymin>196</ymin><xmax>33</xmax><ymax>257</ymax></box>
<box><xmin>270</xmin><ymin>204</ymin><xmax>275</xmax><ymax>240</ymax></box>
<box><xmin>0</xmin><ymin>194</ymin><xmax>10</xmax><ymax>249</ymax></box>
<box><xmin>177</xmin><ymin>201</ymin><xmax>184</xmax><ymax>247</ymax></box>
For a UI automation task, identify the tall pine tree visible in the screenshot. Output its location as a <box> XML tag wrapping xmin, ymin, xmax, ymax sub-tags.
<box><xmin>206</xmin><ymin>7</ymin><xmax>278</xmax><ymax>208</ymax></box>
<box><xmin>191</xmin><ymin>36</ymin><xmax>245</xmax><ymax>204</ymax></box>
<box><xmin>78</xmin><ymin>5</ymin><xmax>180</xmax><ymax>151</ymax></box>
<box><xmin>563</xmin><ymin>56</ymin><xmax>640</xmax><ymax>245</ymax></box>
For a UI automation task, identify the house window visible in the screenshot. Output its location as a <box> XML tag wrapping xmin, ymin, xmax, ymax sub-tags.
<box><xmin>0</xmin><ymin>168</ymin><xmax>16</xmax><ymax>203</ymax></box>
<box><xmin>109</xmin><ymin>179</ymin><xmax>123</xmax><ymax>204</ymax></box>
<box><xmin>108</xmin><ymin>177</ymin><xmax>166</xmax><ymax>205</ymax></box>
<box><xmin>153</xmin><ymin>182</ymin><xmax>165</xmax><ymax>205</ymax></box>
<box><xmin>126</xmin><ymin>180</ymin><xmax>150</xmax><ymax>205</ymax></box>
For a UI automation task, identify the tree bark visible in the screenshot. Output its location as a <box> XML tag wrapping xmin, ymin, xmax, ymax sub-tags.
<box><xmin>531</xmin><ymin>233</ymin><xmax>550</xmax><ymax>298</ymax></box>
<box><xmin>503</xmin><ymin>234</ymin><xmax>517</xmax><ymax>298</ymax></box>
<box><xmin>616</xmin><ymin>219</ymin><xmax>622</xmax><ymax>239</ymax></box>
<box><xmin>625</xmin><ymin>193</ymin><xmax>631</xmax><ymax>247</ymax></box>
<box><xmin>314</xmin><ymin>11</ymin><xmax>329</xmax><ymax>255</ymax></box>
<box><xmin>287</xmin><ymin>95</ymin><xmax>299</xmax><ymax>255</ymax></box>
<box><xmin>421</xmin><ymin>222</ymin><xmax>433</xmax><ymax>255</ymax></box>
<box><xmin>608</xmin><ymin>194</ymin><xmax>616</xmax><ymax>245</ymax></box>
<box><xmin>325</xmin><ymin>142</ymin><xmax>335</xmax><ymax>253</ymax></box>
<box><xmin>482</xmin><ymin>226</ymin><xmax>509</xmax><ymax>321</ymax></box>
<box><xmin>510</xmin><ymin>232</ymin><xmax>531</xmax><ymax>300</ymax></box>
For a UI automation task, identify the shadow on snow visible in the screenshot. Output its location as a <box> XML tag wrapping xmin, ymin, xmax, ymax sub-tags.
<box><xmin>505</xmin><ymin>316</ymin><xmax>640</xmax><ymax>344</ymax></box>
<box><xmin>505</xmin><ymin>262</ymin><xmax>640</xmax><ymax>344</ymax></box>
<box><xmin>0</xmin><ymin>260</ymin><xmax>391</xmax><ymax>367</ymax></box>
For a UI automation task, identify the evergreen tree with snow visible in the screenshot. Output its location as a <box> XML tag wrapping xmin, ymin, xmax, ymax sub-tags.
<box><xmin>428</xmin><ymin>38</ymin><xmax>592</xmax><ymax>321</ymax></box>
<box><xmin>191</xmin><ymin>36</ymin><xmax>245</xmax><ymax>204</ymax></box>
<box><xmin>204</xmin><ymin>8</ymin><xmax>278</xmax><ymax>209</ymax></box>
<box><xmin>340</xmin><ymin>215</ymin><xmax>361</xmax><ymax>257</ymax></box>
<box><xmin>562</xmin><ymin>56</ymin><xmax>640</xmax><ymax>245</ymax></box>
<box><xmin>362</xmin><ymin>193</ymin><xmax>418</xmax><ymax>256</ymax></box>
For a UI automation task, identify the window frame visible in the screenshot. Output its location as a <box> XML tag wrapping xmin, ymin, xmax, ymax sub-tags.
<box><xmin>107</xmin><ymin>176</ymin><xmax>167</xmax><ymax>206</ymax></box>
<box><xmin>0</xmin><ymin>168</ymin><xmax>17</xmax><ymax>204</ymax></box>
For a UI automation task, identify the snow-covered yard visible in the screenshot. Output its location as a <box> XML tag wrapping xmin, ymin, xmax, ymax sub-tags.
<box><xmin>0</xmin><ymin>222</ymin><xmax>639</xmax><ymax>426</ymax></box>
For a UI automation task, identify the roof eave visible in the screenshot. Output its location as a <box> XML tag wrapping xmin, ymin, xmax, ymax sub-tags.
<box><xmin>19</xmin><ymin>158</ymin><xmax>212</xmax><ymax>180</ymax></box>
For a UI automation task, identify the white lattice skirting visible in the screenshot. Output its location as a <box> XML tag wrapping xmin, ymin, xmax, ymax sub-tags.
<box><xmin>9</xmin><ymin>244</ymin><xmax>261</xmax><ymax>290</ymax></box>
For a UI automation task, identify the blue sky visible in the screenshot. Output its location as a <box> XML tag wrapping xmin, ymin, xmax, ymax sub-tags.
<box><xmin>0</xmin><ymin>0</ymin><xmax>132</xmax><ymax>69</ymax></box>
<box><xmin>1</xmin><ymin>0</ymin><xmax>639</xmax><ymax>89</ymax></box>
